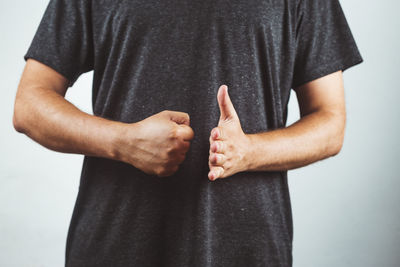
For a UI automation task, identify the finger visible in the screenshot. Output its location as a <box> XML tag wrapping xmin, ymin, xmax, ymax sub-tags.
<box><xmin>175</xmin><ymin>153</ymin><xmax>186</xmax><ymax>165</ymax></box>
<box><xmin>210</xmin><ymin>141</ymin><xmax>224</xmax><ymax>153</ymax></box>
<box><xmin>209</xmin><ymin>152</ymin><xmax>226</xmax><ymax>166</ymax></box>
<box><xmin>210</xmin><ymin>127</ymin><xmax>224</xmax><ymax>140</ymax></box>
<box><xmin>177</xmin><ymin>124</ymin><xmax>195</xmax><ymax>141</ymax></box>
<box><xmin>217</xmin><ymin>85</ymin><xmax>238</xmax><ymax>122</ymax></box>
<box><xmin>166</xmin><ymin>110</ymin><xmax>190</xmax><ymax>126</ymax></box>
<box><xmin>208</xmin><ymin>166</ymin><xmax>224</xmax><ymax>181</ymax></box>
<box><xmin>180</xmin><ymin>140</ymin><xmax>191</xmax><ymax>153</ymax></box>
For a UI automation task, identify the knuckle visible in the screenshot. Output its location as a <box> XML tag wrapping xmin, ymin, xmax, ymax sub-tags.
<box><xmin>214</xmin><ymin>141</ymin><xmax>221</xmax><ymax>152</ymax></box>
<box><xmin>168</xmin><ymin>128</ymin><xmax>179</xmax><ymax>140</ymax></box>
<box><xmin>210</xmin><ymin>142</ymin><xmax>215</xmax><ymax>151</ymax></box>
<box><xmin>222</xmin><ymin>155</ymin><xmax>226</xmax><ymax>164</ymax></box>
<box><xmin>224</xmin><ymin>161</ymin><xmax>231</xmax><ymax>171</ymax></box>
<box><xmin>218</xmin><ymin>141</ymin><xmax>223</xmax><ymax>151</ymax></box>
<box><xmin>211</xmin><ymin>141</ymin><xmax>222</xmax><ymax>153</ymax></box>
<box><xmin>166</xmin><ymin>142</ymin><xmax>179</xmax><ymax>155</ymax></box>
<box><xmin>165</xmin><ymin>147</ymin><xmax>173</xmax><ymax>157</ymax></box>
<box><xmin>160</xmin><ymin>110</ymin><xmax>169</xmax><ymax>117</ymax></box>
<box><xmin>182</xmin><ymin>143</ymin><xmax>190</xmax><ymax>153</ymax></box>
<box><xmin>227</xmin><ymin>142</ymin><xmax>234</xmax><ymax>150</ymax></box>
<box><xmin>184</xmin><ymin>113</ymin><xmax>190</xmax><ymax>122</ymax></box>
<box><xmin>157</xmin><ymin>165</ymin><xmax>174</xmax><ymax>177</ymax></box>
<box><xmin>218</xmin><ymin>127</ymin><xmax>223</xmax><ymax>139</ymax></box>
<box><xmin>155</xmin><ymin>166</ymin><xmax>165</xmax><ymax>177</ymax></box>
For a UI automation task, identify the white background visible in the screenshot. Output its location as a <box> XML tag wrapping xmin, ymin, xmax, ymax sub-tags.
<box><xmin>1</xmin><ymin>0</ymin><xmax>399</xmax><ymax>266</ymax></box>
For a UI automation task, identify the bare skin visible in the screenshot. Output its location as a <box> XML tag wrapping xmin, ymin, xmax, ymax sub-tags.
<box><xmin>14</xmin><ymin>59</ymin><xmax>345</xmax><ymax>180</ymax></box>
<box><xmin>13</xmin><ymin>59</ymin><xmax>194</xmax><ymax>177</ymax></box>
<box><xmin>208</xmin><ymin>71</ymin><xmax>346</xmax><ymax>180</ymax></box>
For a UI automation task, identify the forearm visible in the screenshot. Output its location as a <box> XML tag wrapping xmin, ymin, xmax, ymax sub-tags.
<box><xmin>245</xmin><ymin>109</ymin><xmax>345</xmax><ymax>171</ymax></box>
<box><xmin>13</xmin><ymin>86</ymin><xmax>128</xmax><ymax>160</ymax></box>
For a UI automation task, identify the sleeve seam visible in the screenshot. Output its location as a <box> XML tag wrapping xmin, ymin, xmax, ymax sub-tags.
<box><xmin>291</xmin><ymin>54</ymin><xmax>363</xmax><ymax>89</ymax></box>
<box><xmin>24</xmin><ymin>52</ymin><xmax>78</xmax><ymax>88</ymax></box>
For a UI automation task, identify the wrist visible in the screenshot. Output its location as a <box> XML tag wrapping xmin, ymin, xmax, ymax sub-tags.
<box><xmin>244</xmin><ymin>133</ymin><xmax>270</xmax><ymax>172</ymax></box>
<box><xmin>108</xmin><ymin>121</ymin><xmax>131</xmax><ymax>162</ymax></box>
<box><xmin>243</xmin><ymin>133</ymin><xmax>257</xmax><ymax>172</ymax></box>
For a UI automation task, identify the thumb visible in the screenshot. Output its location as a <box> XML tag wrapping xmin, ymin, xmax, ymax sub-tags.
<box><xmin>164</xmin><ymin>110</ymin><xmax>190</xmax><ymax>126</ymax></box>
<box><xmin>217</xmin><ymin>85</ymin><xmax>238</xmax><ymax>122</ymax></box>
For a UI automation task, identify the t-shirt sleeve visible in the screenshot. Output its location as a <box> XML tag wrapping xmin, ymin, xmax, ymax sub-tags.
<box><xmin>24</xmin><ymin>0</ymin><xmax>94</xmax><ymax>87</ymax></box>
<box><xmin>291</xmin><ymin>0</ymin><xmax>363</xmax><ymax>89</ymax></box>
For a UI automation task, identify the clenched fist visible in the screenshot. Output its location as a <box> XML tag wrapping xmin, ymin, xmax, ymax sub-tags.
<box><xmin>116</xmin><ymin>110</ymin><xmax>194</xmax><ymax>177</ymax></box>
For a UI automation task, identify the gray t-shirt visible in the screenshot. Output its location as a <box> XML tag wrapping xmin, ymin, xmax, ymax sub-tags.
<box><xmin>24</xmin><ymin>0</ymin><xmax>363</xmax><ymax>266</ymax></box>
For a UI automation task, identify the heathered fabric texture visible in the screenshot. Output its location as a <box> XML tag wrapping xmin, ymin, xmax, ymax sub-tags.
<box><xmin>24</xmin><ymin>0</ymin><xmax>363</xmax><ymax>266</ymax></box>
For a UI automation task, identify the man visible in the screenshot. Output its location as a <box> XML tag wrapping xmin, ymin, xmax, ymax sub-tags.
<box><xmin>13</xmin><ymin>0</ymin><xmax>363</xmax><ymax>266</ymax></box>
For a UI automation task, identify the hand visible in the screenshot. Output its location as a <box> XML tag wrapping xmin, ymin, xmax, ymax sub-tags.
<box><xmin>208</xmin><ymin>85</ymin><xmax>252</xmax><ymax>181</ymax></box>
<box><xmin>116</xmin><ymin>110</ymin><xmax>195</xmax><ymax>177</ymax></box>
